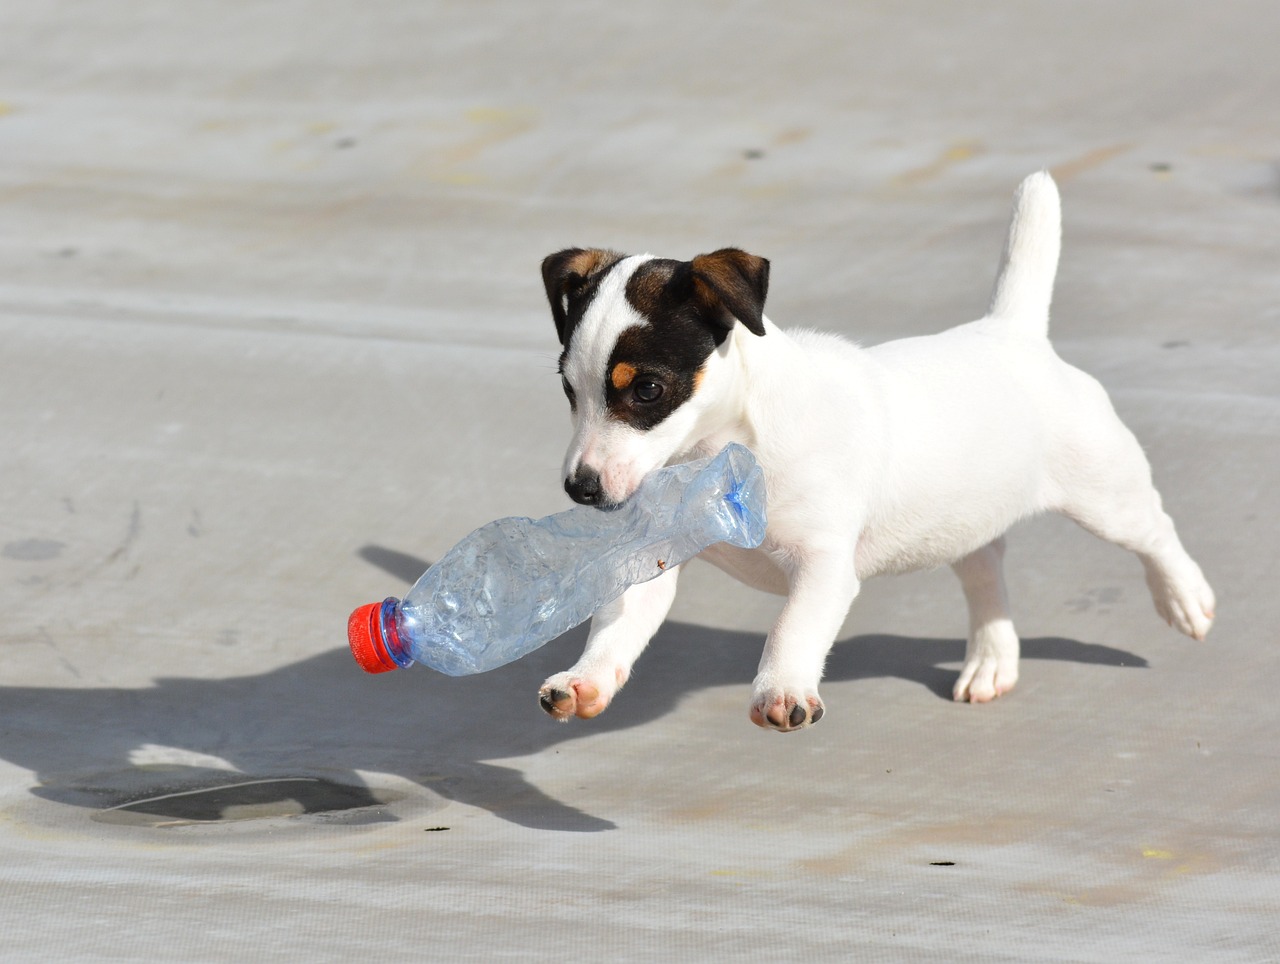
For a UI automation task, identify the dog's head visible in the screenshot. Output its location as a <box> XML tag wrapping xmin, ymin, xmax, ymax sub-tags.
<box><xmin>542</xmin><ymin>247</ymin><xmax>769</xmax><ymax>507</ymax></box>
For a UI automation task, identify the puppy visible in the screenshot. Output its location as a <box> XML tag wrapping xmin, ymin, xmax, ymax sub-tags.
<box><xmin>537</xmin><ymin>172</ymin><xmax>1215</xmax><ymax>732</ymax></box>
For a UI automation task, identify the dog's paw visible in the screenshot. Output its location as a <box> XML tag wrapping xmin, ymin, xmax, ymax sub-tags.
<box><xmin>953</xmin><ymin>654</ymin><xmax>1018</xmax><ymax>703</ymax></box>
<box><xmin>538</xmin><ymin>668</ymin><xmax>624</xmax><ymax>721</ymax></box>
<box><xmin>953</xmin><ymin>622</ymin><xmax>1019</xmax><ymax>703</ymax></box>
<box><xmin>1146</xmin><ymin>564</ymin><xmax>1216</xmax><ymax>641</ymax></box>
<box><xmin>748</xmin><ymin>685</ymin><xmax>825</xmax><ymax>733</ymax></box>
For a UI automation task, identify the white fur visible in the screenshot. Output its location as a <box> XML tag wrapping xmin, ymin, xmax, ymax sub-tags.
<box><xmin>541</xmin><ymin>172</ymin><xmax>1215</xmax><ymax>730</ymax></box>
<box><xmin>560</xmin><ymin>255</ymin><xmax>652</xmax><ymax>500</ymax></box>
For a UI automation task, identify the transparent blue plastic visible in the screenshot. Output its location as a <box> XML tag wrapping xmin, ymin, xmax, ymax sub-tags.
<box><xmin>373</xmin><ymin>443</ymin><xmax>766</xmax><ymax>676</ymax></box>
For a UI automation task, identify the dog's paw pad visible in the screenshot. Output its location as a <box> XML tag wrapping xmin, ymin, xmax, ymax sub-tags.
<box><xmin>750</xmin><ymin>692</ymin><xmax>825</xmax><ymax>733</ymax></box>
<box><xmin>538</xmin><ymin>673</ymin><xmax>616</xmax><ymax>721</ymax></box>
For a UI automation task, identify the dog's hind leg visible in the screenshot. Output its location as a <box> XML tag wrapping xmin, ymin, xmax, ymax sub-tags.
<box><xmin>1051</xmin><ymin>384</ymin><xmax>1215</xmax><ymax>641</ymax></box>
<box><xmin>1060</xmin><ymin>478</ymin><xmax>1215</xmax><ymax>642</ymax></box>
<box><xmin>539</xmin><ymin>568</ymin><xmax>680</xmax><ymax>721</ymax></box>
<box><xmin>951</xmin><ymin>537</ymin><xmax>1020</xmax><ymax>703</ymax></box>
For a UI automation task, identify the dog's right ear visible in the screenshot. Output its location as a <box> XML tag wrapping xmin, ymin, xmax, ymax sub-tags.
<box><xmin>541</xmin><ymin>248</ymin><xmax>623</xmax><ymax>345</ymax></box>
<box><xmin>690</xmin><ymin>248</ymin><xmax>770</xmax><ymax>337</ymax></box>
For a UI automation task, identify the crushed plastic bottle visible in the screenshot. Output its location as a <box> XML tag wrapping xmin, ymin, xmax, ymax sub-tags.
<box><xmin>347</xmin><ymin>442</ymin><xmax>767</xmax><ymax>676</ymax></box>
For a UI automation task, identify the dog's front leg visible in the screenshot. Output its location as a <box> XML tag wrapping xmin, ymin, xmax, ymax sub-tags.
<box><xmin>751</xmin><ymin>548</ymin><xmax>859</xmax><ymax>732</ymax></box>
<box><xmin>539</xmin><ymin>567</ymin><xmax>680</xmax><ymax>721</ymax></box>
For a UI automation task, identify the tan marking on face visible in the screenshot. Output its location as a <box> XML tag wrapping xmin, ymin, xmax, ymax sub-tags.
<box><xmin>693</xmin><ymin>366</ymin><xmax>706</xmax><ymax>394</ymax></box>
<box><xmin>611</xmin><ymin>362</ymin><xmax>637</xmax><ymax>390</ymax></box>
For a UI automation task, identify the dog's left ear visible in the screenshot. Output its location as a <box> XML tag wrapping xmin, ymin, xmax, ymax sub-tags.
<box><xmin>541</xmin><ymin>248</ymin><xmax>622</xmax><ymax>345</ymax></box>
<box><xmin>691</xmin><ymin>248</ymin><xmax>769</xmax><ymax>337</ymax></box>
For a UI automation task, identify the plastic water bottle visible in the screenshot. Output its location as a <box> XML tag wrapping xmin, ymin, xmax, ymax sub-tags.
<box><xmin>347</xmin><ymin>442</ymin><xmax>767</xmax><ymax>676</ymax></box>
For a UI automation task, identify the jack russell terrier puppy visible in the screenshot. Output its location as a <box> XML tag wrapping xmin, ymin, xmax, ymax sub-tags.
<box><xmin>537</xmin><ymin>172</ymin><xmax>1215</xmax><ymax>732</ymax></box>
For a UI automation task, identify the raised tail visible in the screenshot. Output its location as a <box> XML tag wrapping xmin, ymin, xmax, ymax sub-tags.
<box><xmin>987</xmin><ymin>171</ymin><xmax>1061</xmax><ymax>334</ymax></box>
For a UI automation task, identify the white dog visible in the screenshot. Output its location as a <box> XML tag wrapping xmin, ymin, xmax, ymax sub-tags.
<box><xmin>537</xmin><ymin>172</ymin><xmax>1215</xmax><ymax>732</ymax></box>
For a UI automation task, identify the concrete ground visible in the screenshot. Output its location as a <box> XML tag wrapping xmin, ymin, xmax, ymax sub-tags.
<box><xmin>2</xmin><ymin>2</ymin><xmax>1278</xmax><ymax>960</ymax></box>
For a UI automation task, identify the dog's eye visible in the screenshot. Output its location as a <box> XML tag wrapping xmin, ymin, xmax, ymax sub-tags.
<box><xmin>561</xmin><ymin>376</ymin><xmax>576</xmax><ymax>406</ymax></box>
<box><xmin>633</xmin><ymin>380</ymin><xmax>664</xmax><ymax>403</ymax></box>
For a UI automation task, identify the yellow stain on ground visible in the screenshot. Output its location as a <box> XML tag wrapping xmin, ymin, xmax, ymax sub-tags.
<box><xmin>0</xmin><ymin>101</ymin><xmax>14</xmax><ymax>118</ymax></box>
<box><xmin>273</xmin><ymin>121</ymin><xmax>338</xmax><ymax>147</ymax></box>
<box><xmin>351</xmin><ymin>838</ymin><xmax>413</xmax><ymax>855</ymax></box>
<box><xmin>745</xmin><ymin>183</ymin><xmax>793</xmax><ymax>200</ymax></box>
<box><xmin>436</xmin><ymin>171</ymin><xmax>487</xmax><ymax>186</ymax></box>
<box><xmin>266</xmin><ymin>121</ymin><xmax>344</xmax><ymax>165</ymax></box>
<box><xmin>1027</xmin><ymin>844</ymin><xmax>1219</xmax><ymax>907</ymax></box>
<box><xmin>419</xmin><ymin>106</ymin><xmax>538</xmax><ymax>187</ymax></box>
<box><xmin>1049</xmin><ymin>143</ymin><xmax>1134</xmax><ymax>182</ymax></box>
<box><xmin>464</xmin><ymin>106</ymin><xmax>523</xmax><ymax>126</ymax></box>
<box><xmin>895</xmin><ymin>141</ymin><xmax>984</xmax><ymax>187</ymax></box>
<box><xmin>772</xmin><ymin>126</ymin><xmax>812</xmax><ymax>147</ymax></box>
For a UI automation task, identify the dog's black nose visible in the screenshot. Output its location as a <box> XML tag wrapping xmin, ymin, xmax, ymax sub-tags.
<box><xmin>565</xmin><ymin>469</ymin><xmax>603</xmax><ymax>505</ymax></box>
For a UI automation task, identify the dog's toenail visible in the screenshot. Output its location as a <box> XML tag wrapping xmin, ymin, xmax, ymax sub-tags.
<box><xmin>810</xmin><ymin>706</ymin><xmax>824</xmax><ymax>723</ymax></box>
<box><xmin>788</xmin><ymin>704</ymin><xmax>807</xmax><ymax>728</ymax></box>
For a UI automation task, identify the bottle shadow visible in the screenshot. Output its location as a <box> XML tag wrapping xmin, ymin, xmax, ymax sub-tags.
<box><xmin>0</xmin><ymin>547</ymin><xmax>1146</xmax><ymax>835</ymax></box>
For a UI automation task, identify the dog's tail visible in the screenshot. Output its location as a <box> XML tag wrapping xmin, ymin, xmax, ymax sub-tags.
<box><xmin>987</xmin><ymin>171</ymin><xmax>1061</xmax><ymax>334</ymax></box>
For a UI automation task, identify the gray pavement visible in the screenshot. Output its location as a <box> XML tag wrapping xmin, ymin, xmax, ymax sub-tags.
<box><xmin>2</xmin><ymin>2</ymin><xmax>1279</xmax><ymax>960</ymax></box>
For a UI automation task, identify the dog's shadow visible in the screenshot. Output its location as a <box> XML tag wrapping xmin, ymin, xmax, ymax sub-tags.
<box><xmin>0</xmin><ymin>546</ymin><xmax>1144</xmax><ymax>834</ymax></box>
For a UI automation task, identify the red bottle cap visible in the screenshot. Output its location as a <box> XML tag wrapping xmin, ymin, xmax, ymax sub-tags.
<box><xmin>348</xmin><ymin>602</ymin><xmax>401</xmax><ymax>674</ymax></box>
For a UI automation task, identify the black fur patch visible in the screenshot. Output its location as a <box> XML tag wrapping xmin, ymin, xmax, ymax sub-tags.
<box><xmin>604</xmin><ymin>324</ymin><xmax>713</xmax><ymax>430</ymax></box>
<box><xmin>595</xmin><ymin>259</ymin><xmax>723</xmax><ymax>429</ymax></box>
<box><xmin>544</xmin><ymin>248</ymin><xmax>770</xmax><ymax>431</ymax></box>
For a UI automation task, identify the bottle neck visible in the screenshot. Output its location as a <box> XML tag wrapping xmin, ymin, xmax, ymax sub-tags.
<box><xmin>377</xmin><ymin>597</ymin><xmax>415</xmax><ymax>669</ymax></box>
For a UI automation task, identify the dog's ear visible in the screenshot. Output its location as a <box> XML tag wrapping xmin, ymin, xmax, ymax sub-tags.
<box><xmin>690</xmin><ymin>248</ymin><xmax>769</xmax><ymax>337</ymax></box>
<box><xmin>541</xmin><ymin>248</ymin><xmax>623</xmax><ymax>345</ymax></box>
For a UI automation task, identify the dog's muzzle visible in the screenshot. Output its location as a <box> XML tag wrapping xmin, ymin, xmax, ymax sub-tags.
<box><xmin>565</xmin><ymin>467</ymin><xmax>605</xmax><ymax>506</ymax></box>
